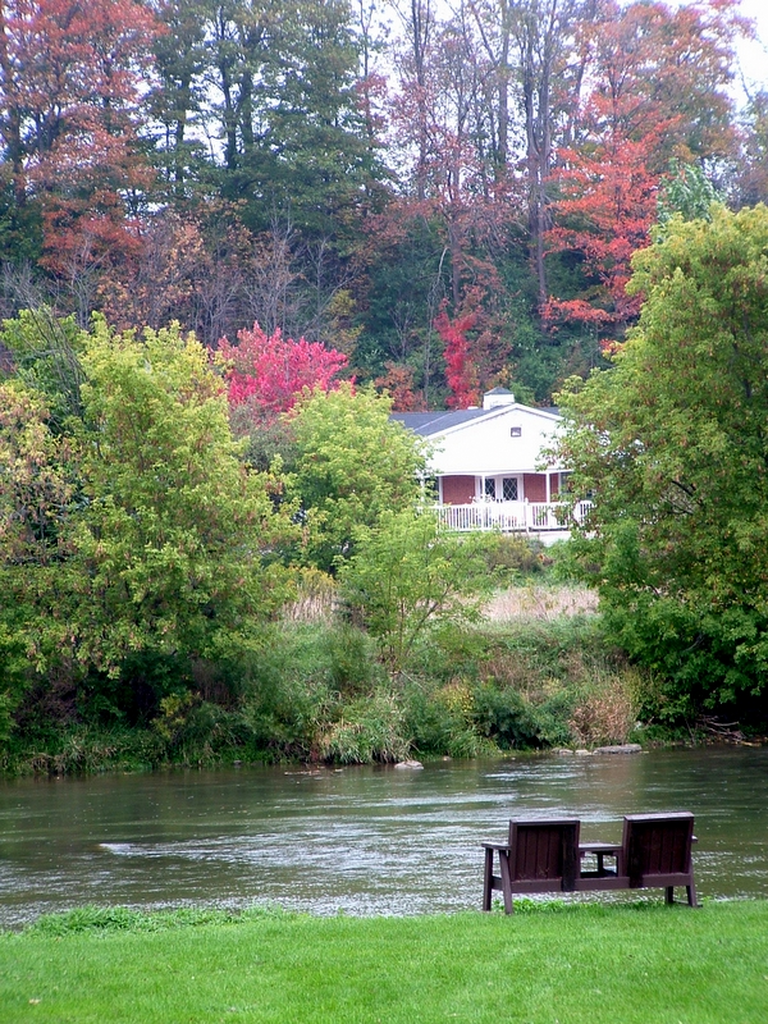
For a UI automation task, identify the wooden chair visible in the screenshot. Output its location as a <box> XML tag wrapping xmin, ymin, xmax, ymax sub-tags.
<box><xmin>620</xmin><ymin>811</ymin><xmax>698</xmax><ymax>906</ymax></box>
<box><xmin>482</xmin><ymin>818</ymin><xmax>581</xmax><ymax>914</ymax></box>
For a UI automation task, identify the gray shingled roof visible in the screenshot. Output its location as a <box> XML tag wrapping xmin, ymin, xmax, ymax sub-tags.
<box><xmin>390</xmin><ymin>409</ymin><xmax>492</xmax><ymax>436</ymax></box>
<box><xmin>391</xmin><ymin>404</ymin><xmax>559</xmax><ymax>437</ymax></box>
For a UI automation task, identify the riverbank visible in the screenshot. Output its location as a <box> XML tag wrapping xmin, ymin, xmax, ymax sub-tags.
<box><xmin>0</xmin><ymin>608</ymin><xmax>650</xmax><ymax>777</ymax></box>
<box><xmin>4</xmin><ymin>575</ymin><xmax>764</xmax><ymax>778</ymax></box>
<box><xmin>2</xmin><ymin>900</ymin><xmax>766</xmax><ymax>1023</ymax></box>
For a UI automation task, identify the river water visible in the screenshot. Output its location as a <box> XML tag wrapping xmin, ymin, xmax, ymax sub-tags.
<box><xmin>0</xmin><ymin>746</ymin><xmax>766</xmax><ymax>929</ymax></box>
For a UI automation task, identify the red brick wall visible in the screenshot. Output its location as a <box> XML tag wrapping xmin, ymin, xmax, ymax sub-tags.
<box><xmin>441</xmin><ymin>475</ymin><xmax>475</xmax><ymax>505</ymax></box>
<box><xmin>523</xmin><ymin>473</ymin><xmax>547</xmax><ymax>502</ymax></box>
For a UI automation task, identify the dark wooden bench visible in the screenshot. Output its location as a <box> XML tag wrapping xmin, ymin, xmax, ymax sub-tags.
<box><xmin>482</xmin><ymin>812</ymin><xmax>698</xmax><ymax>913</ymax></box>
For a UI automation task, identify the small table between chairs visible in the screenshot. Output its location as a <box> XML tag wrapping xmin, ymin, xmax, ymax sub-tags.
<box><xmin>579</xmin><ymin>840</ymin><xmax>622</xmax><ymax>877</ymax></box>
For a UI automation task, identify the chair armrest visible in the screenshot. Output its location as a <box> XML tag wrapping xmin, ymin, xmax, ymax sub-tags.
<box><xmin>482</xmin><ymin>842</ymin><xmax>511</xmax><ymax>852</ymax></box>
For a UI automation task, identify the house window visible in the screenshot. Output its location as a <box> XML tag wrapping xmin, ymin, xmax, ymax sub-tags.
<box><xmin>502</xmin><ymin>477</ymin><xmax>518</xmax><ymax>501</ymax></box>
<box><xmin>510</xmin><ymin>426</ymin><xmax>522</xmax><ymax>437</ymax></box>
<box><xmin>484</xmin><ymin>478</ymin><xmax>496</xmax><ymax>499</ymax></box>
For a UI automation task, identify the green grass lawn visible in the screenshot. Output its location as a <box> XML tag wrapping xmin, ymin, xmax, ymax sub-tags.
<box><xmin>2</xmin><ymin>900</ymin><xmax>767</xmax><ymax>1023</ymax></box>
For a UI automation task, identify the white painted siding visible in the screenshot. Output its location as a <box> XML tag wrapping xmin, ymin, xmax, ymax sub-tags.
<box><xmin>425</xmin><ymin>405</ymin><xmax>563</xmax><ymax>477</ymax></box>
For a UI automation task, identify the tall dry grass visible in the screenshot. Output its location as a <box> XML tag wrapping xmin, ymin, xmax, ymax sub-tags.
<box><xmin>482</xmin><ymin>584</ymin><xmax>598</xmax><ymax>622</ymax></box>
<box><xmin>285</xmin><ymin>582</ymin><xmax>599</xmax><ymax>625</ymax></box>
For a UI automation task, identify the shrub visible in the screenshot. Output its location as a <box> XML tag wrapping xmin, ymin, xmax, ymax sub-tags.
<box><xmin>568</xmin><ymin>668</ymin><xmax>641</xmax><ymax>747</ymax></box>
<box><xmin>236</xmin><ymin>623</ymin><xmax>386</xmax><ymax>759</ymax></box>
<box><xmin>471</xmin><ymin>681</ymin><xmax>545</xmax><ymax>749</ymax></box>
<box><xmin>478</xmin><ymin>533</ymin><xmax>549</xmax><ymax>579</ymax></box>
<box><xmin>318</xmin><ymin>690</ymin><xmax>410</xmax><ymax>764</ymax></box>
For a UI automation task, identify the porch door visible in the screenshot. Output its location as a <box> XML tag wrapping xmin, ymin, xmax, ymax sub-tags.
<box><xmin>502</xmin><ymin>477</ymin><xmax>519</xmax><ymax>501</ymax></box>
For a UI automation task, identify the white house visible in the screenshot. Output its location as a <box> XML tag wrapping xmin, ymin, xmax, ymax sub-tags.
<box><xmin>392</xmin><ymin>388</ymin><xmax>588</xmax><ymax>537</ymax></box>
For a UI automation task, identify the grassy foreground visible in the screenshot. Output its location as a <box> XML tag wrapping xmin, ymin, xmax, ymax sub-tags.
<box><xmin>2</xmin><ymin>901</ymin><xmax>767</xmax><ymax>1023</ymax></box>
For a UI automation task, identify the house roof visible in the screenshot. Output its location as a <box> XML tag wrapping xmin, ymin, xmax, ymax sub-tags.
<box><xmin>392</xmin><ymin>403</ymin><xmax>559</xmax><ymax>438</ymax></box>
<box><xmin>391</xmin><ymin>409</ymin><xmax>490</xmax><ymax>436</ymax></box>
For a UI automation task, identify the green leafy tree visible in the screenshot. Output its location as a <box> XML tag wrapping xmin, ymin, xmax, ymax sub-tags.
<box><xmin>338</xmin><ymin>510</ymin><xmax>494</xmax><ymax>676</ymax></box>
<box><xmin>0</xmin><ymin>380</ymin><xmax>77</xmax><ymax>737</ymax></box>
<box><xmin>553</xmin><ymin>204</ymin><xmax>768</xmax><ymax>718</ymax></box>
<box><xmin>0</xmin><ymin>307</ymin><xmax>85</xmax><ymax>429</ymax></box>
<box><xmin>0</xmin><ymin>313</ymin><xmax>295</xmax><ymax>730</ymax></box>
<box><xmin>186</xmin><ymin>0</ymin><xmax>378</xmax><ymax>241</ymax></box>
<box><xmin>655</xmin><ymin>160</ymin><xmax>723</xmax><ymax>234</ymax></box>
<box><xmin>71</xmin><ymin>319</ymin><xmax>291</xmax><ymax>679</ymax></box>
<box><xmin>287</xmin><ymin>384</ymin><xmax>429</xmax><ymax>573</ymax></box>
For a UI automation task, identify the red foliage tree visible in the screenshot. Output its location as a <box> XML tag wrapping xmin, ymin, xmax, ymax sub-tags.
<box><xmin>434</xmin><ymin>305</ymin><xmax>480</xmax><ymax>410</ymax></box>
<box><xmin>218</xmin><ymin>322</ymin><xmax>349</xmax><ymax>425</ymax></box>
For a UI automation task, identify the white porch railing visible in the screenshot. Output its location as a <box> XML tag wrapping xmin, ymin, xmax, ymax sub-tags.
<box><xmin>433</xmin><ymin>499</ymin><xmax>592</xmax><ymax>534</ymax></box>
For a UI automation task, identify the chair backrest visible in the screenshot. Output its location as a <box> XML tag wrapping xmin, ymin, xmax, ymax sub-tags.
<box><xmin>622</xmin><ymin>812</ymin><xmax>695</xmax><ymax>888</ymax></box>
<box><xmin>508</xmin><ymin>818</ymin><xmax>580</xmax><ymax>889</ymax></box>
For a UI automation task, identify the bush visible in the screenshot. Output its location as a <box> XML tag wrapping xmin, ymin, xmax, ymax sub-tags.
<box><xmin>0</xmin><ymin>723</ymin><xmax>166</xmax><ymax>776</ymax></box>
<box><xmin>478</xmin><ymin>533</ymin><xmax>549</xmax><ymax>579</ymax></box>
<box><xmin>318</xmin><ymin>690</ymin><xmax>410</xmax><ymax>764</ymax></box>
<box><xmin>402</xmin><ymin>677</ymin><xmax>496</xmax><ymax>759</ymax></box>
<box><xmin>3</xmin><ymin>590</ymin><xmax>664</xmax><ymax>772</ymax></box>
<box><xmin>237</xmin><ymin>623</ymin><xmax>386</xmax><ymax>760</ymax></box>
<box><xmin>568</xmin><ymin>668</ymin><xmax>641</xmax><ymax>747</ymax></box>
<box><xmin>471</xmin><ymin>682</ymin><xmax>549</xmax><ymax>749</ymax></box>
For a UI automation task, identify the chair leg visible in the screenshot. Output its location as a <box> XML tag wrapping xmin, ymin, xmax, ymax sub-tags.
<box><xmin>482</xmin><ymin>848</ymin><xmax>494</xmax><ymax>912</ymax></box>
<box><xmin>665</xmin><ymin>886</ymin><xmax>675</xmax><ymax>905</ymax></box>
<box><xmin>686</xmin><ymin>881</ymin><xmax>698</xmax><ymax>908</ymax></box>
<box><xmin>498</xmin><ymin>850</ymin><xmax>515</xmax><ymax>914</ymax></box>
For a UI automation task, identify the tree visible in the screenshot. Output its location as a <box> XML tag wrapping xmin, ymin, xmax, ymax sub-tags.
<box><xmin>338</xmin><ymin>508</ymin><xmax>493</xmax><ymax>675</ymax></box>
<box><xmin>0</xmin><ymin>307</ymin><xmax>85</xmax><ymax>428</ymax></box>
<box><xmin>544</xmin><ymin>0</ymin><xmax>745</xmax><ymax>344</ymax></box>
<box><xmin>287</xmin><ymin>383</ymin><xmax>429</xmax><ymax>572</ymax></box>
<box><xmin>148</xmin><ymin>0</ymin><xmax>209</xmax><ymax>198</ymax></box>
<box><xmin>72</xmin><ymin>319</ymin><xmax>291</xmax><ymax>677</ymax></box>
<box><xmin>218</xmin><ymin>321</ymin><xmax>349</xmax><ymax>426</ymax></box>
<box><xmin>0</xmin><ymin>0</ymin><xmax>161</xmax><ymax>284</ymax></box>
<box><xmin>196</xmin><ymin>0</ymin><xmax>378</xmax><ymax>242</ymax></box>
<box><xmin>572</xmin><ymin>0</ymin><xmax>743</xmax><ymax>169</ymax></box>
<box><xmin>506</xmin><ymin>0</ymin><xmax>586</xmax><ymax>306</ymax></box>
<box><xmin>543</xmin><ymin>126</ymin><xmax>662</xmax><ymax>338</ymax></box>
<box><xmin>655</xmin><ymin>160</ymin><xmax>723</xmax><ymax>231</ymax></box>
<box><xmin>0</xmin><ymin>379</ymin><xmax>76</xmax><ymax>738</ymax></box>
<box><xmin>0</xmin><ymin>313</ymin><xmax>294</xmax><ymax>727</ymax></box>
<box><xmin>434</xmin><ymin>305</ymin><xmax>480</xmax><ymax>409</ymax></box>
<box><xmin>553</xmin><ymin>204</ymin><xmax>768</xmax><ymax>717</ymax></box>
<box><xmin>374</xmin><ymin>361</ymin><xmax>425</xmax><ymax>411</ymax></box>
<box><xmin>730</xmin><ymin>90</ymin><xmax>768</xmax><ymax>209</ymax></box>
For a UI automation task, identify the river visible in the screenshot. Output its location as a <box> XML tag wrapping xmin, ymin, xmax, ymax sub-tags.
<box><xmin>0</xmin><ymin>746</ymin><xmax>766</xmax><ymax>929</ymax></box>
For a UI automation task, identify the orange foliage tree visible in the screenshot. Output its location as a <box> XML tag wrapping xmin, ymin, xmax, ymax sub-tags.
<box><xmin>543</xmin><ymin>122</ymin><xmax>664</xmax><ymax>337</ymax></box>
<box><xmin>543</xmin><ymin>0</ymin><xmax>746</xmax><ymax>344</ymax></box>
<box><xmin>0</xmin><ymin>0</ymin><xmax>161</xmax><ymax>288</ymax></box>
